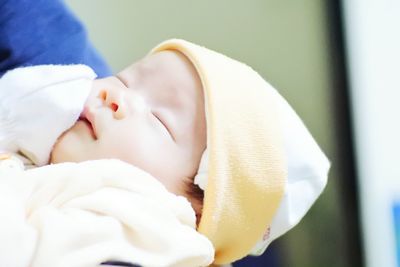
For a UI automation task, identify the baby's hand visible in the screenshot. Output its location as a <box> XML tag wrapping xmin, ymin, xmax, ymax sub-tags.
<box><xmin>0</xmin><ymin>65</ymin><xmax>96</xmax><ymax>166</ymax></box>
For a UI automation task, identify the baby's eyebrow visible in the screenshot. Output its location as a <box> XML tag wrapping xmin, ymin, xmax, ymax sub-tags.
<box><xmin>115</xmin><ymin>74</ymin><xmax>128</xmax><ymax>87</ymax></box>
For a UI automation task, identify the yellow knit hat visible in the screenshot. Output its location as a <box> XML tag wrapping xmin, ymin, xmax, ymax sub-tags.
<box><xmin>151</xmin><ymin>39</ymin><xmax>288</xmax><ymax>264</ymax></box>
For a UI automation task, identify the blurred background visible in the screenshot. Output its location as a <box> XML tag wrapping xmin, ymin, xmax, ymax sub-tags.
<box><xmin>65</xmin><ymin>1</ymin><xmax>400</xmax><ymax>267</ymax></box>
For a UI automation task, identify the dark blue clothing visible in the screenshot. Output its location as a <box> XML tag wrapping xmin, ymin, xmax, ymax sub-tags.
<box><xmin>0</xmin><ymin>0</ymin><xmax>112</xmax><ymax>77</ymax></box>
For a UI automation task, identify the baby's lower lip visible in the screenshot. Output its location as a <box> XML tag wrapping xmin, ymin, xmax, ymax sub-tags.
<box><xmin>80</xmin><ymin>118</ymin><xmax>97</xmax><ymax>139</ymax></box>
<box><xmin>80</xmin><ymin>106</ymin><xmax>98</xmax><ymax>139</ymax></box>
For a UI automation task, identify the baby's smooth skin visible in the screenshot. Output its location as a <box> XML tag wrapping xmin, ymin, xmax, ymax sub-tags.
<box><xmin>50</xmin><ymin>51</ymin><xmax>206</xmax><ymax>213</ymax></box>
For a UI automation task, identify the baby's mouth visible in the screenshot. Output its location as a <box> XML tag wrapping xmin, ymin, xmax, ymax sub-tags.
<box><xmin>80</xmin><ymin>118</ymin><xmax>97</xmax><ymax>139</ymax></box>
<box><xmin>79</xmin><ymin>108</ymin><xmax>97</xmax><ymax>140</ymax></box>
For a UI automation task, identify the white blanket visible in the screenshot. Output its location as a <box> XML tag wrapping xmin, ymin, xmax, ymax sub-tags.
<box><xmin>0</xmin><ymin>159</ymin><xmax>214</xmax><ymax>267</ymax></box>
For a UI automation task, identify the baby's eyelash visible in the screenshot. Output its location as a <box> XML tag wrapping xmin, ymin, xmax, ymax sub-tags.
<box><xmin>152</xmin><ymin>112</ymin><xmax>175</xmax><ymax>141</ymax></box>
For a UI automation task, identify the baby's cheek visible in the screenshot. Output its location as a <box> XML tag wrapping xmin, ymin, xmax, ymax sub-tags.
<box><xmin>50</xmin><ymin>132</ymin><xmax>70</xmax><ymax>163</ymax></box>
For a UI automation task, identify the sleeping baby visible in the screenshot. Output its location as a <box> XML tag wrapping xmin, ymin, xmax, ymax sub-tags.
<box><xmin>0</xmin><ymin>39</ymin><xmax>330</xmax><ymax>267</ymax></box>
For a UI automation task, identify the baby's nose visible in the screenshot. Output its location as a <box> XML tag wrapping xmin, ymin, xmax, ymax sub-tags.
<box><xmin>99</xmin><ymin>89</ymin><xmax>125</xmax><ymax>120</ymax></box>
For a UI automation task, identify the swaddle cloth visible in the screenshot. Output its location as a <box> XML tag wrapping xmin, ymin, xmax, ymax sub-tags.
<box><xmin>0</xmin><ymin>64</ymin><xmax>95</xmax><ymax>166</ymax></box>
<box><xmin>0</xmin><ymin>159</ymin><xmax>214</xmax><ymax>267</ymax></box>
<box><xmin>151</xmin><ymin>39</ymin><xmax>330</xmax><ymax>264</ymax></box>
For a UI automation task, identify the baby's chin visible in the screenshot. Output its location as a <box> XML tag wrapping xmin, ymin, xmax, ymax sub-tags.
<box><xmin>50</xmin><ymin>121</ymin><xmax>93</xmax><ymax>164</ymax></box>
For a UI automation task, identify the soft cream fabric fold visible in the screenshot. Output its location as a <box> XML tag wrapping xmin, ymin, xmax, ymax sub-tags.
<box><xmin>0</xmin><ymin>159</ymin><xmax>214</xmax><ymax>267</ymax></box>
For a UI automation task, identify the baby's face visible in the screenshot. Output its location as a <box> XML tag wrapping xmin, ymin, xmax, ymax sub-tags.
<box><xmin>51</xmin><ymin>50</ymin><xmax>206</xmax><ymax>202</ymax></box>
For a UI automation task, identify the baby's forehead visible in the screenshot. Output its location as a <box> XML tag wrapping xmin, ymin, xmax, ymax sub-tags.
<box><xmin>120</xmin><ymin>51</ymin><xmax>202</xmax><ymax>111</ymax></box>
<box><xmin>117</xmin><ymin>50</ymin><xmax>205</xmax><ymax>144</ymax></box>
